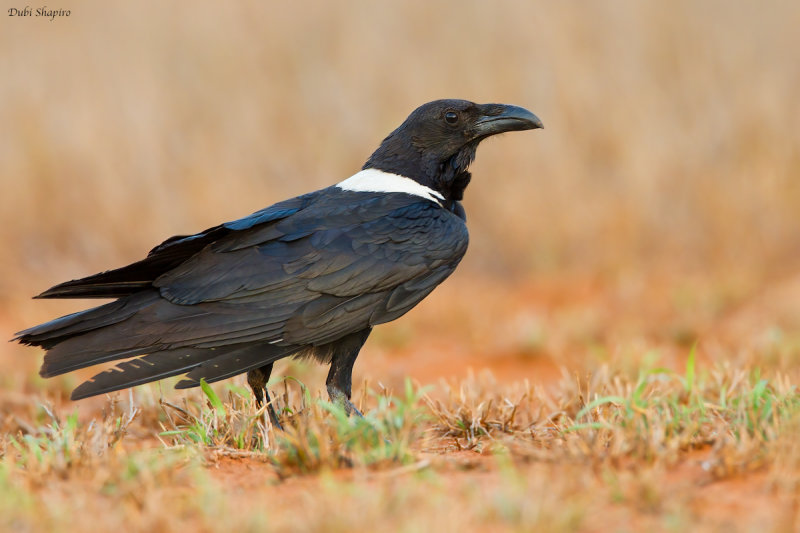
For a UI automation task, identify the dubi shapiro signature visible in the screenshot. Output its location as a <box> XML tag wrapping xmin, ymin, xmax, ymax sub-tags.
<box><xmin>8</xmin><ymin>6</ymin><xmax>71</xmax><ymax>21</ymax></box>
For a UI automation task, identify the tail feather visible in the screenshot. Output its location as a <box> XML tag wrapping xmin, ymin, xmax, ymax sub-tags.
<box><xmin>40</xmin><ymin>345</ymin><xmax>157</xmax><ymax>378</ymax></box>
<box><xmin>71</xmin><ymin>343</ymin><xmax>292</xmax><ymax>400</ymax></box>
<box><xmin>14</xmin><ymin>291</ymin><xmax>160</xmax><ymax>349</ymax></box>
<box><xmin>70</xmin><ymin>348</ymin><xmax>215</xmax><ymax>400</ymax></box>
<box><xmin>16</xmin><ymin>287</ymin><xmax>294</xmax><ymax>390</ymax></box>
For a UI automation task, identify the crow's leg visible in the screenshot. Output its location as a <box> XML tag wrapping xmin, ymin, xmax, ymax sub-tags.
<box><xmin>247</xmin><ymin>363</ymin><xmax>283</xmax><ymax>430</ymax></box>
<box><xmin>326</xmin><ymin>328</ymin><xmax>372</xmax><ymax>417</ymax></box>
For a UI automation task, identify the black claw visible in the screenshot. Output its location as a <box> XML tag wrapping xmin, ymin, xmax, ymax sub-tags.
<box><xmin>327</xmin><ymin>384</ymin><xmax>364</xmax><ymax>417</ymax></box>
<box><xmin>263</xmin><ymin>388</ymin><xmax>284</xmax><ymax>431</ymax></box>
<box><xmin>346</xmin><ymin>399</ymin><xmax>364</xmax><ymax>418</ymax></box>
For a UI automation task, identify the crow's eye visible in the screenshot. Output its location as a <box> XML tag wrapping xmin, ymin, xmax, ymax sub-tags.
<box><xmin>444</xmin><ymin>111</ymin><xmax>459</xmax><ymax>124</ymax></box>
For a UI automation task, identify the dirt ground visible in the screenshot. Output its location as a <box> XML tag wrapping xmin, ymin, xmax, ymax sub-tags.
<box><xmin>3</xmin><ymin>272</ymin><xmax>799</xmax><ymax>532</ymax></box>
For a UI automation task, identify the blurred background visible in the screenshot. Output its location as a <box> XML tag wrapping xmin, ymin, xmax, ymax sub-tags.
<box><xmin>2</xmin><ymin>1</ymin><xmax>799</xmax><ymax>399</ymax></box>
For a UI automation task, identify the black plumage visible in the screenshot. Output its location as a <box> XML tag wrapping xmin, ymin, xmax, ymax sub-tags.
<box><xmin>15</xmin><ymin>99</ymin><xmax>542</xmax><ymax>417</ymax></box>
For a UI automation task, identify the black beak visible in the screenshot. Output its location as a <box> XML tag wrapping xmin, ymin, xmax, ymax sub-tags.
<box><xmin>474</xmin><ymin>104</ymin><xmax>543</xmax><ymax>138</ymax></box>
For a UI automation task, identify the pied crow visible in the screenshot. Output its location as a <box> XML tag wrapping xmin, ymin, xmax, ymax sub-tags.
<box><xmin>15</xmin><ymin>99</ymin><xmax>542</xmax><ymax>422</ymax></box>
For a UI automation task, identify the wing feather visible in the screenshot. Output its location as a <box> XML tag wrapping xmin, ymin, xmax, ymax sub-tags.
<box><xmin>27</xmin><ymin>190</ymin><xmax>468</xmax><ymax>397</ymax></box>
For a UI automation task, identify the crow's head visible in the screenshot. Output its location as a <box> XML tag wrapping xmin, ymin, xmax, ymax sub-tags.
<box><xmin>364</xmin><ymin>99</ymin><xmax>542</xmax><ymax>203</ymax></box>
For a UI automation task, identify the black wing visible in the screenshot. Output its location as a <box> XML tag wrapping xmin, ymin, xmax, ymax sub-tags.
<box><xmin>150</xmin><ymin>190</ymin><xmax>469</xmax><ymax>346</ymax></box>
<box><xmin>17</xmin><ymin>188</ymin><xmax>468</xmax><ymax>397</ymax></box>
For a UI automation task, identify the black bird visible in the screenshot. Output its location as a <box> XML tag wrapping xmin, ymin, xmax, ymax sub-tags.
<box><xmin>14</xmin><ymin>99</ymin><xmax>542</xmax><ymax>423</ymax></box>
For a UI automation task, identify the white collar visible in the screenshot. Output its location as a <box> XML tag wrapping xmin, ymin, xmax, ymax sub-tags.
<box><xmin>336</xmin><ymin>169</ymin><xmax>444</xmax><ymax>204</ymax></box>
